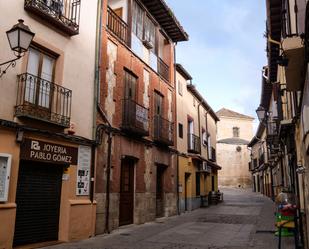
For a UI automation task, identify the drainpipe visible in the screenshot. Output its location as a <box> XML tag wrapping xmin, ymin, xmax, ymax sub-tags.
<box><xmin>90</xmin><ymin>0</ymin><xmax>103</xmax><ymax>210</ymax></box>
<box><xmin>173</xmin><ymin>42</ymin><xmax>180</xmax><ymax>215</ymax></box>
<box><xmin>105</xmin><ymin>132</ymin><xmax>112</xmax><ymax>234</ymax></box>
<box><xmin>96</xmin><ymin>105</ymin><xmax>113</xmax><ymax>234</ymax></box>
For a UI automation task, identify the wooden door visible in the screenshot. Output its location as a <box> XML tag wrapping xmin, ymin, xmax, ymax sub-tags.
<box><xmin>119</xmin><ymin>159</ymin><xmax>134</xmax><ymax>226</ymax></box>
<box><xmin>184</xmin><ymin>173</ymin><xmax>190</xmax><ymax>211</ymax></box>
<box><xmin>156</xmin><ymin>166</ymin><xmax>164</xmax><ymax>217</ymax></box>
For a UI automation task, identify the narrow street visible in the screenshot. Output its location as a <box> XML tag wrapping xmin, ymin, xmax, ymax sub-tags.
<box><xmin>44</xmin><ymin>188</ymin><xmax>294</xmax><ymax>249</ymax></box>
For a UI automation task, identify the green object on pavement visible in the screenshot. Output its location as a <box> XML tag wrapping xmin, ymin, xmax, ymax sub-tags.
<box><xmin>275</xmin><ymin>213</ymin><xmax>294</xmax><ymax>237</ymax></box>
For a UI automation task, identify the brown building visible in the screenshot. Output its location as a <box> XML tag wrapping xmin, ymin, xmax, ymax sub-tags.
<box><xmin>95</xmin><ymin>0</ymin><xmax>188</xmax><ymax>233</ymax></box>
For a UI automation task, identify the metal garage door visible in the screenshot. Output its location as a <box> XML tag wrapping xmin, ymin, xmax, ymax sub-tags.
<box><xmin>13</xmin><ymin>161</ymin><xmax>63</xmax><ymax>246</ymax></box>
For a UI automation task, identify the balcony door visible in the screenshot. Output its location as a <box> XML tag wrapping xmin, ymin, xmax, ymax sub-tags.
<box><xmin>154</xmin><ymin>91</ymin><xmax>163</xmax><ymax>116</ymax></box>
<box><xmin>124</xmin><ymin>70</ymin><xmax>137</xmax><ymax>100</ymax></box>
<box><xmin>26</xmin><ymin>47</ymin><xmax>56</xmax><ymax>110</ymax></box>
<box><xmin>119</xmin><ymin>158</ymin><xmax>135</xmax><ymax>226</ymax></box>
<box><xmin>188</xmin><ymin>119</ymin><xmax>194</xmax><ymax>149</ymax></box>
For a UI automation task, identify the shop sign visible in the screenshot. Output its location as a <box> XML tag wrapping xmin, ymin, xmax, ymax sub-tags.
<box><xmin>76</xmin><ymin>145</ymin><xmax>91</xmax><ymax>196</ymax></box>
<box><xmin>20</xmin><ymin>139</ymin><xmax>78</xmax><ymax>165</ymax></box>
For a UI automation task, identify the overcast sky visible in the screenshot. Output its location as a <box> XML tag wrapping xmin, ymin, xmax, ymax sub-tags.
<box><xmin>166</xmin><ymin>0</ymin><xmax>267</xmax><ymax>123</ymax></box>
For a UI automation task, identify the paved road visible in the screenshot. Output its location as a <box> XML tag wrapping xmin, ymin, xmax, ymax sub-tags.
<box><xmin>45</xmin><ymin>188</ymin><xmax>295</xmax><ymax>249</ymax></box>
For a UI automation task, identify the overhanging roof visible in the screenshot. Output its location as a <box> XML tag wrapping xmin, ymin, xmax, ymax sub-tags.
<box><xmin>176</xmin><ymin>63</ymin><xmax>192</xmax><ymax>80</ymax></box>
<box><xmin>218</xmin><ymin>138</ymin><xmax>250</xmax><ymax>145</ymax></box>
<box><xmin>141</xmin><ymin>0</ymin><xmax>189</xmax><ymax>42</ymax></box>
<box><xmin>266</xmin><ymin>0</ymin><xmax>282</xmax><ymax>83</ymax></box>
<box><xmin>187</xmin><ymin>84</ymin><xmax>220</xmax><ymax>122</ymax></box>
<box><xmin>260</xmin><ymin>67</ymin><xmax>273</xmax><ymax>109</ymax></box>
<box><xmin>248</xmin><ymin>122</ymin><xmax>265</xmax><ymax>147</ymax></box>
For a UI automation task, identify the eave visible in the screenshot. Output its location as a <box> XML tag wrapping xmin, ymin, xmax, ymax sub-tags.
<box><xmin>140</xmin><ymin>0</ymin><xmax>189</xmax><ymax>42</ymax></box>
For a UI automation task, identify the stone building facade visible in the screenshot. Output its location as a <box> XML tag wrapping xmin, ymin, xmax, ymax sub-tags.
<box><xmin>95</xmin><ymin>0</ymin><xmax>188</xmax><ymax>234</ymax></box>
<box><xmin>216</xmin><ymin>108</ymin><xmax>254</xmax><ymax>188</ymax></box>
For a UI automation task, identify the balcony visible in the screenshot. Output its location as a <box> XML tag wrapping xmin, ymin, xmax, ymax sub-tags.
<box><xmin>24</xmin><ymin>0</ymin><xmax>80</xmax><ymax>36</ymax></box>
<box><xmin>121</xmin><ymin>99</ymin><xmax>149</xmax><ymax>136</ymax></box>
<box><xmin>253</xmin><ymin>158</ymin><xmax>258</xmax><ymax>169</ymax></box>
<box><xmin>209</xmin><ymin>147</ymin><xmax>216</xmax><ymax>162</ymax></box>
<box><xmin>158</xmin><ymin>57</ymin><xmax>169</xmax><ymax>82</ymax></box>
<box><xmin>15</xmin><ymin>73</ymin><xmax>72</xmax><ymax>127</ymax></box>
<box><xmin>266</xmin><ymin>119</ymin><xmax>280</xmax><ymax>145</ymax></box>
<box><xmin>153</xmin><ymin>115</ymin><xmax>174</xmax><ymax>146</ymax></box>
<box><xmin>259</xmin><ymin>154</ymin><xmax>265</xmax><ymax>166</ymax></box>
<box><xmin>107</xmin><ymin>6</ymin><xmax>128</xmax><ymax>45</ymax></box>
<box><xmin>187</xmin><ymin>134</ymin><xmax>201</xmax><ymax>154</ymax></box>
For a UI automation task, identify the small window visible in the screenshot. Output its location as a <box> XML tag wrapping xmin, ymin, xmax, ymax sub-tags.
<box><xmin>193</xmin><ymin>97</ymin><xmax>196</xmax><ymax>107</ymax></box>
<box><xmin>178</xmin><ymin>123</ymin><xmax>183</xmax><ymax>138</ymax></box>
<box><xmin>178</xmin><ymin>80</ymin><xmax>183</xmax><ymax>96</ymax></box>
<box><xmin>233</xmin><ymin>127</ymin><xmax>239</xmax><ymax>138</ymax></box>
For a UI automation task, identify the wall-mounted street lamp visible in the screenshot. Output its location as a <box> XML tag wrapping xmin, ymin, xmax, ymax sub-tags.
<box><xmin>256</xmin><ymin>106</ymin><xmax>267</xmax><ymax>123</ymax></box>
<box><xmin>0</xmin><ymin>19</ymin><xmax>35</xmax><ymax>78</ymax></box>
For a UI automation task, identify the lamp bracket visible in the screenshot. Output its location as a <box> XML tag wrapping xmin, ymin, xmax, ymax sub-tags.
<box><xmin>0</xmin><ymin>55</ymin><xmax>22</xmax><ymax>78</ymax></box>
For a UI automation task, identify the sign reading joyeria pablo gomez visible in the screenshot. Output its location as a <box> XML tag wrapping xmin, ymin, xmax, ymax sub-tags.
<box><xmin>20</xmin><ymin>139</ymin><xmax>78</xmax><ymax>165</ymax></box>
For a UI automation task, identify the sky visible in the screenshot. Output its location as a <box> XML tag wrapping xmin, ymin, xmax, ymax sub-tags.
<box><xmin>165</xmin><ymin>0</ymin><xmax>267</xmax><ymax>125</ymax></box>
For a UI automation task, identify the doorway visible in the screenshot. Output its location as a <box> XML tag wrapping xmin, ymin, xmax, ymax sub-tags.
<box><xmin>184</xmin><ymin>173</ymin><xmax>190</xmax><ymax>211</ymax></box>
<box><xmin>13</xmin><ymin>161</ymin><xmax>63</xmax><ymax>246</ymax></box>
<box><xmin>211</xmin><ymin>175</ymin><xmax>215</xmax><ymax>191</ymax></box>
<box><xmin>119</xmin><ymin>158</ymin><xmax>135</xmax><ymax>226</ymax></box>
<box><xmin>156</xmin><ymin>166</ymin><xmax>165</xmax><ymax>217</ymax></box>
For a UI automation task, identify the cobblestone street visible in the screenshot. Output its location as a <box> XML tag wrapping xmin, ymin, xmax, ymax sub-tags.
<box><xmin>44</xmin><ymin>188</ymin><xmax>294</xmax><ymax>249</ymax></box>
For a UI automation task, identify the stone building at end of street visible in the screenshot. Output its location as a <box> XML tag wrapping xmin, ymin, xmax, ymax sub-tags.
<box><xmin>216</xmin><ymin>108</ymin><xmax>254</xmax><ymax>188</ymax></box>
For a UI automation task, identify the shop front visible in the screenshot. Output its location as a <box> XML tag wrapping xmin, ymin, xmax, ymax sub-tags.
<box><xmin>0</xmin><ymin>129</ymin><xmax>96</xmax><ymax>248</ymax></box>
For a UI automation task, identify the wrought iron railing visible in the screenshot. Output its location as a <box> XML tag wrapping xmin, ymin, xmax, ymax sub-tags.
<box><xmin>121</xmin><ymin>99</ymin><xmax>149</xmax><ymax>136</ymax></box>
<box><xmin>153</xmin><ymin>115</ymin><xmax>174</xmax><ymax>146</ymax></box>
<box><xmin>267</xmin><ymin>119</ymin><xmax>279</xmax><ymax>136</ymax></box>
<box><xmin>253</xmin><ymin>158</ymin><xmax>258</xmax><ymax>169</ymax></box>
<box><xmin>158</xmin><ymin>57</ymin><xmax>169</xmax><ymax>82</ymax></box>
<box><xmin>107</xmin><ymin>6</ymin><xmax>128</xmax><ymax>45</ymax></box>
<box><xmin>15</xmin><ymin>73</ymin><xmax>72</xmax><ymax>127</ymax></box>
<box><xmin>187</xmin><ymin>133</ymin><xmax>201</xmax><ymax>154</ymax></box>
<box><xmin>259</xmin><ymin>153</ymin><xmax>265</xmax><ymax>166</ymax></box>
<box><xmin>24</xmin><ymin>0</ymin><xmax>80</xmax><ymax>35</ymax></box>
<box><xmin>210</xmin><ymin>147</ymin><xmax>216</xmax><ymax>162</ymax></box>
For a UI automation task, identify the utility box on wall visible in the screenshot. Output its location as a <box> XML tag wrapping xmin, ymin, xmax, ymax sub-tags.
<box><xmin>0</xmin><ymin>153</ymin><xmax>12</xmax><ymax>202</ymax></box>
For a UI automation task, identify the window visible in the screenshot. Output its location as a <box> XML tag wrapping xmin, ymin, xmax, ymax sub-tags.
<box><xmin>202</xmin><ymin>129</ymin><xmax>207</xmax><ymax>146</ymax></box>
<box><xmin>132</xmin><ymin>1</ymin><xmax>144</xmax><ymax>40</ymax></box>
<box><xmin>132</xmin><ymin>1</ymin><xmax>156</xmax><ymax>49</ymax></box>
<box><xmin>196</xmin><ymin>172</ymin><xmax>200</xmax><ymax>196</ymax></box>
<box><xmin>207</xmin><ymin>135</ymin><xmax>211</xmax><ymax>157</ymax></box>
<box><xmin>144</xmin><ymin>15</ymin><xmax>156</xmax><ymax>47</ymax></box>
<box><xmin>26</xmin><ymin>47</ymin><xmax>56</xmax><ymax>109</ymax></box>
<box><xmin>233</xmin><ymin>127</ymin><xmax>239</xmax><ymax>138</ymax></box>
<box><xmin>193</xmin><ymin>97</ymin><xmax>196</xmax><ymax>107</ymax></box>
<box><xmin>124</xmin><ymin>70</ymin><xmax>137</xmax><ymax>100</ymax></box>
<box><xmin>178</xmin><ymin>123</ymin><xmax>183</xmax><ymax>138</ymax></box>
<box><xmin>154</xmin><ymin>91</ymin><xmax>163</xmax><ymax>116</ymax></box>
<box><xmin>178</xmin><ymin>80</ymin><xmax>183</xmax><ymax>96</ymax></box>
